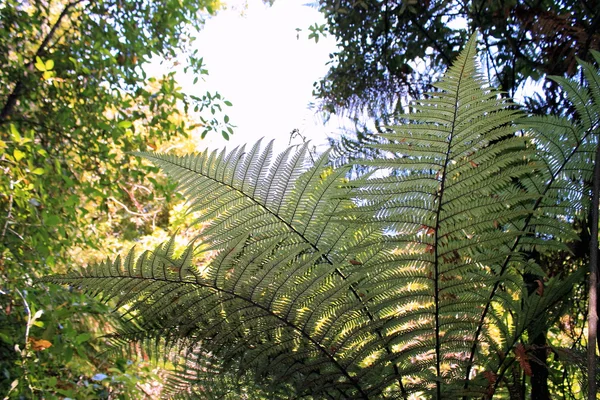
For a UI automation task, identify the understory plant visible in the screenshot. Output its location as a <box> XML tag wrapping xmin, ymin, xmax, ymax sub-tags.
<box><xmin>45</xmin><ymin>35</ymin><xmax>600</xmax><ymax>399</ymax></box>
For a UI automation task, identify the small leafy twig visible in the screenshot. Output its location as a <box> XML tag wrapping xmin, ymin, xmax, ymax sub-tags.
<box><xmin>1</xmin><ymin>193</ymin><xmax>13</xmax><ymax>240</ymax></box>
<box><xmin>14</xmin><ymin>288</ymin><xmax>35</xmax><ymax>397</ymax></box>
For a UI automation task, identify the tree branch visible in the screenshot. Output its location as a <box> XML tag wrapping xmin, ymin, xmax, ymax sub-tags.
<box><xmin>0</xmin><ymin>0</ymin><xmax>87</xmax><ymax>122</ymax></box>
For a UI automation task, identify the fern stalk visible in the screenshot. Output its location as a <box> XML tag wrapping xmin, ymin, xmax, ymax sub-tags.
<box><xmin>431</xmin><ymin>34</ymin><xmax>475</xmax><ymax>399</ymax></box>
<box><xmin>464</xmin><ymin>94</ymin><xmax>600</xmax><ymax>397</ymax></box>
<box><xmin>588</xmin><ymin>142</ymin><xmax>599</xmax><ymax>400</ymax></box>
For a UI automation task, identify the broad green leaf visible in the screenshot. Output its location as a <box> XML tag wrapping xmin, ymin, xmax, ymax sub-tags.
<box><xmin>13</xmin><ymin>149</ymin><xmax>25</xmax><ymax>161</ymax></box>
<box><xmin>75</xmin><ymin>333</ymin><xmax>91</xmax><ymax>344</ymax></box>
<box><xmin>34</xmin><ymin>56</ymin><xmax>46</xmax><ymax>71</ymax></box>
<box><xmin>10</xmin><ymin>124</ymin><xmax>21</xmax><ymax>141</ymax></box>
<box><xmin>44</xmin><ymin>214</ymin><xmax>61</xmax><ymax>227</ymax></box>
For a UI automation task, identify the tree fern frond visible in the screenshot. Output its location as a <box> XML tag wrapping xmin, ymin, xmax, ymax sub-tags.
<box><xmin>42</xmin><ymin>33</ymin><xmax>600</xmax><ymax>399</ymax></box>
<box><xmin>464</xmin><ymin>41</ymin><xmax>600</xmax><ymax>395</ymax></box>
<box><xmin>136</xmin><ymin>142</ymin><xmax>357</xmax><ymax>263</ymax></box>
<box><xmin>348</xmin><ymin>33</ymin><xmax>535</xmax><ymax>397</ymax></box>
<box><xmin>46</xmin><ymin>237</ymin><xmax>381</xmax><ymax>398</ymax></box>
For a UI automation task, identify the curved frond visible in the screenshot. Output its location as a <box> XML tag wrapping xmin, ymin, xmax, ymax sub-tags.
<box><xmin>43</xmin><ymin>34</ymin><xmax>600</xmax><ymax>400</ymax></box>
<box><xmin>46</xmin><ymin>142</ymin><xmax>402</xmax><ymax>398</ymax></box>
<box><xmin>348</xmin><ymin>34</ymin><xmax>536</xmax><ymax>397</ymax></box>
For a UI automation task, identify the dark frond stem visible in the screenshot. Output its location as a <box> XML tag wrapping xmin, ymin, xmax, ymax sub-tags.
<box><xmin>150</xmin><ymin>157</ymin><xmax>408</xmax><ymax>398</ymax></box>
<box><xmin>433</xmin><ymin>38</ymin><xmax>472</xmax><ymax>400</ymax></box>
<box><xmin>588</xmin><ymin>142</ymin><xmax>599</xmax><ymax>400</ymax></box>
<box><xmin>464</xmin><ymin>121</ymin><xmax>599</xmax><ymax>396</ymax></box>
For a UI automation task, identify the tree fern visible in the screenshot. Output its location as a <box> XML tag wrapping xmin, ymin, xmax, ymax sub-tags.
<box><xmin>44</xmin><ymin>36</ymin><xmax>599</xmax><ymax>399</ymax></box>
<box><xmin>345</xmin><ymin>34</ymin><xmax>540</xmax><ymax>398</ymax></box>
<box><xmin>466</xmin><ymin>50</ymin><xmax>600</xmax><ymax>396</ymax></box>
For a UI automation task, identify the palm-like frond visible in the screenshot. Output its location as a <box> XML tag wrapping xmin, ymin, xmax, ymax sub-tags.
<box><xmin>49</xmin><ymin>143</ymin><xmax>399</xmax><ymax>398</ymax></box>
<box><xmin>345</xmin><ymin>34</ymin><xmax>537</xmax><ymax>397</ymax></box>
<box><xmin>43</xmin><ymin>36</ymin><xmax>600</xmax><ymax>399</ymax></box>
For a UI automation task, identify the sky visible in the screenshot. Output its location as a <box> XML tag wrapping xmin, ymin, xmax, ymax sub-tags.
<box><xmin>147</xmin><ymin>3</ymin><xmax>546</xmax><ymax>155</ymax></box>
<box><xmin>162</xmin><ymin>0</ymin><xmax>340</xmax><ymax>152</ymax></box>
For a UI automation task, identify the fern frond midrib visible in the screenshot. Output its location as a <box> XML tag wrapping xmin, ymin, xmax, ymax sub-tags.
<box><xmin>463</xmin><ymin>110</ymin><xmax>600</xmax><ymax>391</ymax></box>
<box><xmin>72</xmin><ymin>271</ymin><xmax>371</xmax><ymax>398</ymax></box>
<box><xmin>431</xmin><ymin>35</ymin><xmax>475</xmax><ymax>396</ymax></box>
<box><xmin>149</xmin><ymin>154</ymin><xmax>410</xmax><ymax>395</ymax></box>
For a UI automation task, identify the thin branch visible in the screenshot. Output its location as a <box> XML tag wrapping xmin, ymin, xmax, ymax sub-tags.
<box><xmin>107</xmin><ymin>196</ymin><xmax>160</xmax><ymax>218</ymax></box>
<box><xmin>1</xmin><ymin>193</ymin><xmax>14</xmax><ymax>241</ymax></box>
<box><xmin>14</xmin><ymin>288</ymin><xmax>34</xmax><ymax>396</ymax></box>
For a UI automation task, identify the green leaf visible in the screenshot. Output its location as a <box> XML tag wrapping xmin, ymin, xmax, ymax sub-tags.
<box><xmin>118</xmin><ymin>120</ymin><xmax>133</xmax><ymax>128</ymax></box>
<box><xmin>224</xmin><ymin>100</ymin><xmax>232</xmax><ymax>106</ymax></box>
<box><xmin>13</xmin><ymin>149</ymin><xmax>25</xmax><ymax>161</ymax></box>
<box><xmin>63</xmin><ymin>347</ymin><xmax>73</xmax><ymax>363</ymax></box>
<box><xmin>10</xmin><ymin>124</ymin><xmax>21</xmax><ymax>141</ymax></box>
<box><xmin>44</xmin><ymin>214</ymin><xmax>61</xmax><ymax>227</ymax></box>
<box><xmin>75</xmin><ymin>333</ymin><xmax>91</xmax><ymax>344</ymax></box>
<box><xmin>221</xmin><ymin>130</ymin><xmax>229</xmax><ymax>140</ymax></box>
<box><xmin>31</xmin><ymin>167</ymin><xmax>45</xmax><ymax>175</ymax></box>
<box><xmin>34</xmin><ymin>56</ymin><xmax>46</xmax><ymax>71</ymax></box>
<box><xmin>45</xmin><ymin>59</ymin><xmax>54</xmax><ymax>71</ymax></box>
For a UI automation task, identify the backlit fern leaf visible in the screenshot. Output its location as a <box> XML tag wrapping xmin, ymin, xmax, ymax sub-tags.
<box><xmin>346</xmin><ymin>34</ymin><xmax>536</xmax><ymax>397</ymax></box>
<box><xmin>48</xmin><ymin>143</ymin><xmax>399</xmax><ymax>398</ymax></box>
<box><xmin>43</xmin><ymin>35</ymin><xmax>599</xmax><ymax>399</ymax></box>
<box><xmin>463</xmin><ymin>48</ymin><xmax>600</xmax><ymax>396</ymax></box>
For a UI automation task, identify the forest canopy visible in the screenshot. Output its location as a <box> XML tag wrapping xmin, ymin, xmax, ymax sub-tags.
<box><xmin>314</xmin><ymin>0</ymin><xmax>600</xmax><ymax>120</ymax></box>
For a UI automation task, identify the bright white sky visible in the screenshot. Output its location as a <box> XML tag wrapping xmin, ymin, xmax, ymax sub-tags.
<box><xmin>147</xmin><ymin>5</ymin><xmax>544</xmax><ymax>154</ymax></box>
<box><xmin>162</xmin><ymin>0</ymin><xmax>340</xmax><ymax>152</ymax></box>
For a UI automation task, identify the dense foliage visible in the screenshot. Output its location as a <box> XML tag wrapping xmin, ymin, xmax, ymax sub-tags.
<box><xmin>314</xmin><ymin>0</ymin><xmax>600</xmax><ymax>121</ymax></box>
<box><xmin>0</xmin><ymin>0</ymin><xmax>233</xmax><ymax>398</ymax></box>
<box><xmin>47</xmin><ymin>36</ymin><xmax>600</xmax><ymax>399</ymax></box>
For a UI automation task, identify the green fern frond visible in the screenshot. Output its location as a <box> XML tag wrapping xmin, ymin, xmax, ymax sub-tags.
<box><xmin>348</xmin><ymin>34</ymin><xmax>536</xmax><ymax>397</ymax></box>
<box><xmin>465</xmin><ymin>40</ymin><xmax>600</xmax><ymax>394</ymax></box>
<box><xmin>45</xmin><ymin>145</ymin><xmax>397</xmax><ymax>399</ymax></box>
<box><xmin>45</xmin><ymin>236</ymin><xmax>370</xmax><ymax>397</ymax></box>
<box><xmin>43</xmin><ymin>33</ymin><xmax>600</xmax><ymax>400</ymax></box>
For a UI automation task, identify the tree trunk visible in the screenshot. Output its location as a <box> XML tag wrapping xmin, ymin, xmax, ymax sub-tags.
<box><xmin>530</xmin><ymin>332</ymin><xmax>550</xmax><ymax>400</ymax></box>
<box><xmin>587</xmin><ymin>143</ymin><xmax>600</xmax><ymax>400</ymax></box>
